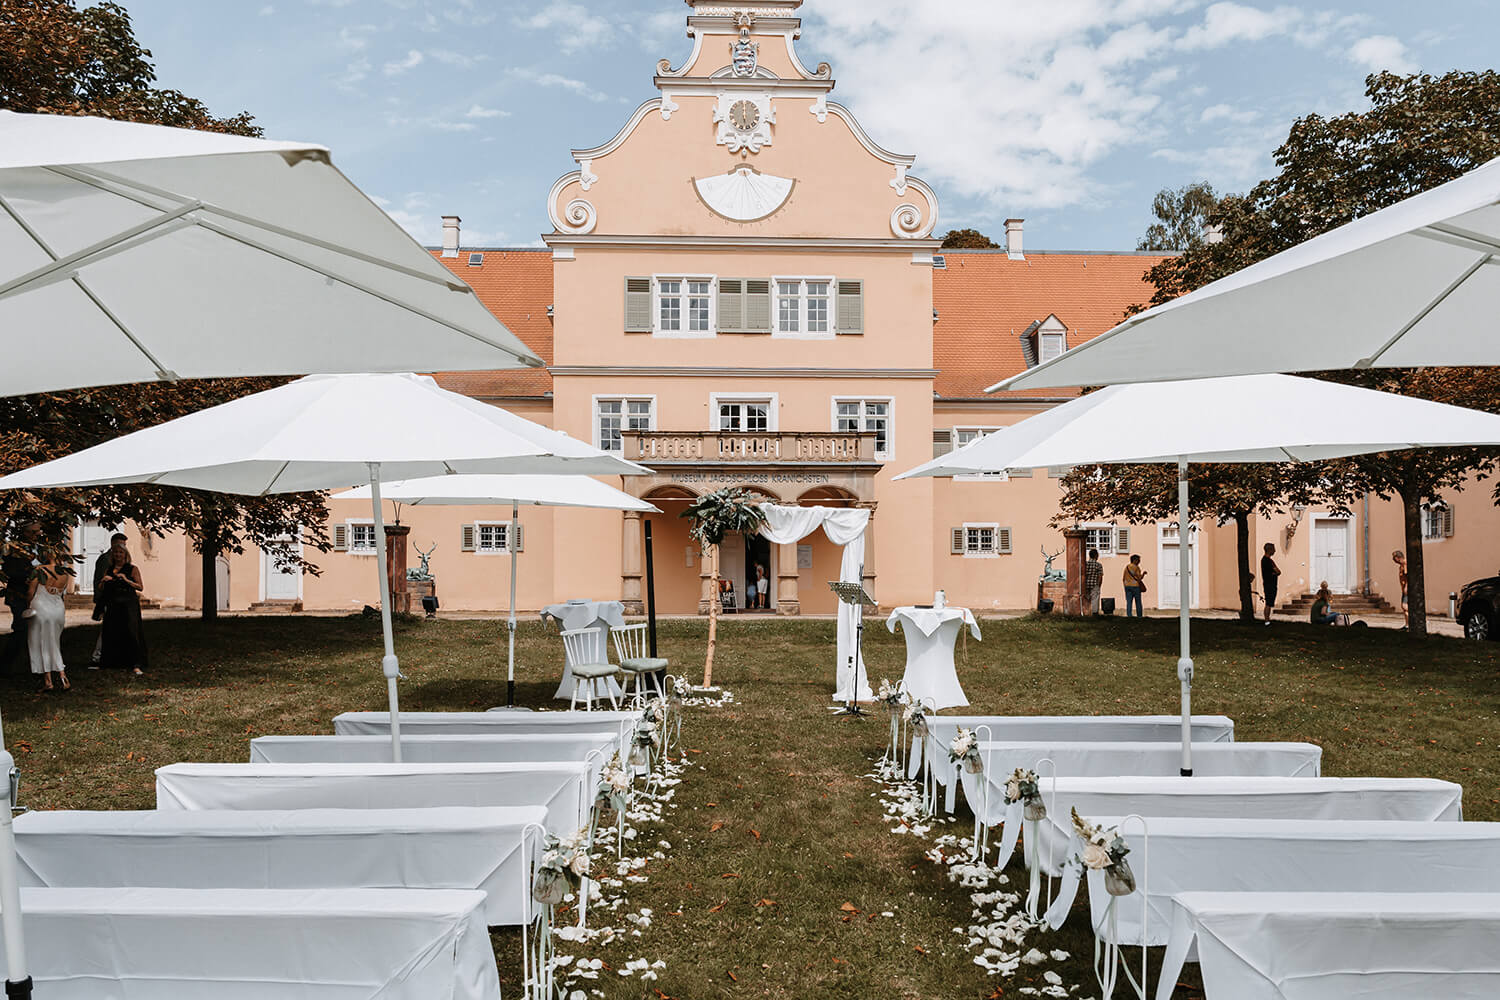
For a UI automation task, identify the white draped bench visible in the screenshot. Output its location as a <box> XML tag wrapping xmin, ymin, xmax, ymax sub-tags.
<box><xmin>1156</xmin><ymin>891</ymin><xmax>1500</xmax><ymax>1000</ymax></box>
<box><xmin>156</xmin><ymin>761</ymin><xmax>590</xmax><ymax>838</ymax></box>
<box><xmin>0</xmin><ymin>886</ymin><xmax>500</xmax><ymax>999</ymax></box>
<box><xmin>335</xmin><ymin>709</ymin><xmax>637</xmax><ymax>738</ymax></box>
<box><xmin>14</xmin><ymin>806</ymin><xmax>545</xmax><ymax>926</ymax></box>
<box><xmin>1027</xmin><ymin>776</ymin><xmax>1463</xmax><ymax>876</ymax></box>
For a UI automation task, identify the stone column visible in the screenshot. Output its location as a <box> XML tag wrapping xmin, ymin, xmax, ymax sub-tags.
<box><xmin>621</xmin><ymin>511</ymin><xmax>644</xmax><ymax>615</ymax></box>
<box><xmin>697</xmin><ymin>542</ymin><xmax>715</xmax><ymax>615</ymax></box>
<box><xmin>859</xmin><ymin>505</ymin><xmax>878</xmax><ymax>613</ymax></box>
<box><xmin>776</xmin><ymin>541</ymin><xmax>801</xmax><ymax>616</ymax></box>
<box><xmin>383</xmin><ymin>524</ymin><xmax>411</xmax><ymax>614</ymax></box>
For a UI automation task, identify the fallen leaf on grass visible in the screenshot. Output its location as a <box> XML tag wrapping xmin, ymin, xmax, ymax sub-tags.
<box><xmin>914</xmin><ymin>946</ymin><xmax>927</xmax><ymax>955</ymax></box>
<box><xmin>710</xmin><ymin>821</ymin><xmax>724</xmax><ymax>832</ymax></box>
<box><xmin>726</xmin><ymin>971</ymin><xmax>738</xmax><ymax>982</ymax></box>
<box><xmin>839</xmin><ymin>902</ymin><xmax>859</xmax><ymax>913</ymax></box>
<box><xmin>754</xmin><ymin>898</ymin><xmax>776</xmax><ymax>908</ymax></box>
<box><xmin>708</xmin><ymin>902</ymin><xmax>725</xmax><ymax>913</ymax></box>
<box><xmin>720</xmin><ymin>872</ymin><xmax>740</xmax><ymax>879</ymax></box>
<box><xmin>749</xmin><ymin>828</ymin><xmax>761</xmax><ymax>840</ymax></box>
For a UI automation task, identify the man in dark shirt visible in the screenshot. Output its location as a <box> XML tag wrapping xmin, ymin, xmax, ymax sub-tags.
<box><xmin>90</xmin><ymin>533</ymin><xmax>130</xmax><ymax>665</ymax></box>
<box><xmin>1084</xmin><ymin>548</ymin><xmax>1104</xmax><ymax>615</ymax></box>
<box><xmin>1260</xmin><ymin>542</ymin><xmax>1281</xmax><ymax>625</ymax></box>
<box><xmin>2</xmin><ymin>521</ymin><xmax>42</xmax><ymax>673</ymax></box>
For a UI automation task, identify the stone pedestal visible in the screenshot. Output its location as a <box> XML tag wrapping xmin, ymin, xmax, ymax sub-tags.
<box><xmin>1062</xmin><ymin>528</ymin><xmax>1088</xmax><ymax>617</ymax></box>
<box><xmin>384</xmin><ymin>525</ymin><xmax>411</xmax><ymax>614</ymax></box>
<box><xmin>407</xmin><ymin>579</ymin><xmax>436</xmax><ymax>614</ymax></box>
<box><xmin>621</xmin><ymin>511</ymin><xmax>644</xmax><ymax>616</ymax></box>
<box><xmin>1038</xmin><ymin>579</ymin><xmax>1066</xmax><ymax>611</ymax></box>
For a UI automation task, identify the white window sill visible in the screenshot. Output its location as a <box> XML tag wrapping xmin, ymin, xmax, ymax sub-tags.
<box><xmin>772</xmin><ymin>331</ymin><xmax>835</xmax><ymax>340</ymax></box>
<box><xmin>652</xmin><ymin>329</ymin><xmax>717</xmax><ymax>339</ymax></box>
<box><xmin>962</xmin><ymin>552</ymin><xmax>1000</xmax><ymax>559</ymax></box>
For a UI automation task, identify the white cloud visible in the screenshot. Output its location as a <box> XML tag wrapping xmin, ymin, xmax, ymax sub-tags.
<box><xmin>428</xmin><ymin>49</ymin><xmax>485</xmax><ymax>69</ymax></box>
<box><xmin>1348</xmin><ymin>34</ymin><xmax>1417</xmax><ymax>74</ymax></box>
<box><xmin>1200</xmin><ymin>103</ymin><xmax>1260</xmax><ymax>124</ymax></box>
<box><xmin>374</xmin><ymin>191</ymin><xmax>509</xmax><ymax>246</ymax></box>
<box><xmin>1177</xmin><ymin>3</ymin><xmax>1304</xmax><ymax>51</ymax></box>
<box><xmin>507</xmin><ymin>67</ymin><xmax>611</xmax><ymax>103</ymax></box>
<box><xmin>383</xmin><ymin>50</ymin><xmax>424</xmax><ymax>76</ymax></box>
<box><xmin>258</xmin><ymin>5</ymin><xmax>275</xmax><ymax>15</ymax></box>
<box><xmin>465</xmin><ymin>104</ymin><xmax>510</xmax><ymax>119</ymax></box>
<box><xmin>335</xmin><ymin>57</ymin><xmax>370</xmax><ymax>91</ymax></box>
<box><xmin>431</xmin><ymin>121</ymin><xmax>478</xmax><ymax>132</ymax></box>
<box><xmin>517</xmin><ymin>1</ymin><xmax>615</xmax><ymax>54</ymax></box>
<box><xmin>335</xmin><ymin>26</ymin><xmax>375</xmax><ymax>51</ymax></box>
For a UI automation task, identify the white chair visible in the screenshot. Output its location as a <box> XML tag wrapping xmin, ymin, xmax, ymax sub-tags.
<box><xmin>560</xmin><ymin>627</ymin><xmax>620</xmax><ymax>711</ymax></box>
<box><xmin>610</xmin><ymin>623</ymin><xmax>667</xmax><ymax>707</ymax></box>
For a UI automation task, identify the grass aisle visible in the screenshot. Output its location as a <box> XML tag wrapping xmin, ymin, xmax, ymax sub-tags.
<box><xmin>2</xmin><ymin>611</ymin><xmax>1495</xmax><ymax>998</ymax></box>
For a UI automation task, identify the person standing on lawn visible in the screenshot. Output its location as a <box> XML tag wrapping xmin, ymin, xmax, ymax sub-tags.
<box><xmin>1122</xmin><ymin>554</ymin><xmax>1147</xmax><ymax>618</ymax></box>
<box><xmin>1393</xmin><ymin>550</ymin><xmax>1409</xmax><ymax>628</ymax></box>
<box><xmin>98</xmin><ymin>543</ymin><xmax>148</xmax><ymax>675</ymax></box>
<box><xmin>91</xmin><ymin>532</ymin><xmax>129</xmax><ymax>667</ymax></box>
<box><xmin>1084</xmin><ymin>548</ymin><xmax>1104</xmax><ymax>615</ymax></box>
<box><xmin>26</xmin><ymin>547</ymin><xmax>70</xmax><ymax>690</ymax></box>
<box><xmin>2</xmin><ymin>520</ymin><xmax>43</xmax><ymax>674</ymax></box>
<box><xmin>1261</xmin><ymin>542</ymin><xmax>1281</xmax><ymax>625</ymax></box>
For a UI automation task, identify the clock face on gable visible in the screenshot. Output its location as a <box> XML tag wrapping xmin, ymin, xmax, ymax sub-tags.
<box><xmin>729</xmin><ymin>99</ymin><xmax>760</xmax><ymax>132</ymax></box>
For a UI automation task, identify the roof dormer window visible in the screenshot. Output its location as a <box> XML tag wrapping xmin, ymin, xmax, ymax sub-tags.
<box><xmin>1021</xmin><ymin>314</ymin><xmax>1070</xmax><ymax>368</ymax></box>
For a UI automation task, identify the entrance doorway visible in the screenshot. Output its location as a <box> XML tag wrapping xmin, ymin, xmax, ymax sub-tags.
<box><xmin>743</xmin><ymin>532</ymin><xmax>773</xmax><ymax>612</ymax></box>
<box><xmin>260</xmin><ymin>535</ymin><xmax>302</xmax><ymax>602</ymax></box>
<box><xmin>1313</xmin><ymin>518</ymin><xmax>1351</xmax><ymax>594</ymax></box>
<box><xmin>1157</xmin><ymin>523</ymin><xmax>1199</xmax><ymax>610</ymax></box>
<box><xmin>74</xmin><ymin>519</ymin><xmax>115</xmax><ymax>594</ymax></box>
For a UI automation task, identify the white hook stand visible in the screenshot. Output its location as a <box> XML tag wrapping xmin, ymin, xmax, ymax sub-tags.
<box><xmin>1093</xmin><ymin>815</ymin><xmax>1150</xmax><ymax>1000</ymax></box>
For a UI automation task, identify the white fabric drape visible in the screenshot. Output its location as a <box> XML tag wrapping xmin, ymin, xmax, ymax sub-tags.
<box><xmin>758</xmin><ymin>504</ymin><xmax>873</xmax><ymax>702</ymax></box>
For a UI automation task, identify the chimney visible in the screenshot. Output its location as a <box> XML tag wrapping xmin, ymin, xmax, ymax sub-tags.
<box><xmin>1005</xmin><ymin>218</ymin><xmax>1024</xmax><ymax>260</ymax></box>
<box><xmin>441</xmin><ymin>215</ymin><xmax>461</xmax><ymax>258</ymax></box>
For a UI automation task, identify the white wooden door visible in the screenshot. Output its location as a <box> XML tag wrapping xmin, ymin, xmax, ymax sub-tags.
<box><xmin>719</xmin><ymin>533</ymin><xmax>746</xmax><ymax>609</ymax></box>
<box><xmin>1158</xmin><ymin>527</ymin><xmax>1199</xmax><ymax>610</ymax></box>
<box><xmin>75</xmin><ymin>519</ymin><xmax>114</xmax><ymax>594</ymax></box>
<box><xmin>261</xmin><ymin>537</ymin><xmax>302</xmax><ymax>601</ymax></box>
<box><xmin>1314</xmin><ymin>520</ymin><xmax>1349</xmax><ymax>593</ymax></box>
<box><xmin>215</xmin><ymin>557</ymin><xmax>231</xmax><ymax>611</ymax></box>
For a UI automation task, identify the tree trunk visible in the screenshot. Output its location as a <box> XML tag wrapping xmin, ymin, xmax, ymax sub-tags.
<box><xmin>1401</xmin><ymin>489</ymin><xmax>1427</xmax><ymax>638</ymax></box>
<box><xmin>200</xmin><ymin>508</ymin><xmax>221</xmax><ymax>622</ymax></box>
<box><xmin>702</xmin><ymin>542</ymin><xmax>720</xmax><ymax>688</ymax></box>
<box><xmin>1234</xmin><ymin>511</ymin><xmax>1255</xmax><ymax>621</ymax></box>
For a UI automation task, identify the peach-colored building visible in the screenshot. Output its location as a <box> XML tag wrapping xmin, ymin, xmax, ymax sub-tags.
<box><xmin>74</xmin><ymin>1</ymin><xmax>1500</xmax><ymax>623</ymax></box>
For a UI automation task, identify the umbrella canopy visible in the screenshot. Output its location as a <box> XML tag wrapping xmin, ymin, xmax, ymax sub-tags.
<box><xmin>0</xmin><ymin>374</ymin><xmax>648</xmax><ymax>764</ymax></box>
<box><xmin>340</xmin><ymin>474</ymin><xmax>659</xmax><ymax>706</ymax></box>
<box><xmin>0</xmin><ymin>373</ymin><xmax>644</xmax><ymax>493</ymax></box>
<box><xmin>0</xmin><ymin>110</ymin><xmax>542</xmax><ymax>395</ymax></box>
<box><xmin>995</xmin><ymin>155</ymin><xmax>1500</xmax><ymax>391</ymax></box>
<box><xmin>899</xmin><ymin>373</ymin><xmax>1500</xmax><ymax>775</ymax></box>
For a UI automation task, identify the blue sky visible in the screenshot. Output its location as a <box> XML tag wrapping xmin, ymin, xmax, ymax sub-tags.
<box><xmin>127</xmin><ymin>1</ymin><xmax>1495</xmax><ymax>250</ymax></box>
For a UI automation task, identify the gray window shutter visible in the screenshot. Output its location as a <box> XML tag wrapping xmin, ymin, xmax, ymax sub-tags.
<box><xmin>624</xmin><ymin>277</ymin><xmax>652</xmax><ymax>332</ymax></box>
<box><xmin>997</xmin><ymin>528</ymin><xmax>1013</xmax><ymax>554</ymax></box>
<box><xmin>332</xmin><ymin>523</ymin><xmax>348</xmax><ymax>551</ymax></box>
<box><xmin>744</xmin><ymin>279</ymin><xmax>772</xmax><ymax>333</ymax></box>
<box><xmin>719</xmin><ymin>279</ymin><xmax>744</xmax><ymax>332</ymax></box>
<box><xmin>1443</xmin><ymin>506</ymin><xmax>1455</xmax><ymax>537</ymax></box>
<box><xmin>835</xmin><ymin>280</ymin><xmax>864</xmax><ymax>335</ymax></box>
<box><xmin>932</xmin><ymin>430</ymin><xmax>952</xmax><ymax>458</ymax></box>
<box><xmin>1115</xmin><ymin>526</ymin><xmax>1131</xmax><ymax>555</ymax></box>
<box><xmin>512</xmin><ymin>524</ymin><xmax>525</xmax><ymax>552</ymax></box>
<box><xmin>461</xmin><ymin>524</ymin><xmax>476</xmax><ymax>552</ymax></box>
<box><xmin>950</xmin><ymin>527</ymin><xmax>965</xmax><ymax>555</ymax></box>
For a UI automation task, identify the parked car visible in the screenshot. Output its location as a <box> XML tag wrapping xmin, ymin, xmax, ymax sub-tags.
<box><xmin>1457</xmin><ymin>575</ymin><xmax>1500</xmax><ymax>640</ymax></box>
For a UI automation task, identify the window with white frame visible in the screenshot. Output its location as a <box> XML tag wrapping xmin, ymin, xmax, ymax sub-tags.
<box><xmin>718</xmin><ymin>398</ymin><xmax>772</xmax><ymax>433</ymax></box>
<box><xmin>687</xmin><ymin>279</ymin><xmax>712</xmax><ymax>332</ymax></box>
<box><xmin>596</xmin><ymin>397</ymin><xmax>654</xmax><ymax>453</ymax></box>
<box><xmin>1039</xmin><ymin>331</ymin><xmax>1067</xmax><ymax>363</ymax></box>
<box><xmin>653</xmin><ymin>277</ymin><xmax>713</xmax><ymax>335</ymax></box>
<box><xmin>834</xmin><ymin>398</ymin><xmax>892</xmax><ymax>459</ymax></box>
<box><xmin>1083</xmin><ymin>525</ymin><xmax>1116</xmax><ymax>557</ymax></box>
<box><xmin>476</xmin><ymin>522</ymin><xmax>510</xmax><ymax>554</ymax></box>
<box><xmin>1421</xmin><ymin>502</ymin><xmax>1454</xmax><ymax>540</ymax></box>
<box><xmin>951</xmin><ymin>523</ymin><xmax>1012</xmax><ymax>557</ymax></box>
<box><xmin>775</xmin><ymin>278</ymin><xmax>834</xmax><ymax>336</ymax></box>
<box><xmin>657</xmin><ymin>279</ymin><xmax>681</xmax><ymax>332</ymax></box>
<box><xmin>347</xmin><ymin>520</ymin><xmax>378</xmax><ymax>555</ymax></box>
<box><xmin>952</xmin><ymin>427</ymin><xmax>1012</xmax><ymax>480</ymax></box>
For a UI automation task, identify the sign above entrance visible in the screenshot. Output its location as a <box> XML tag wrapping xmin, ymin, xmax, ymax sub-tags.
<box><xmin>670</xmin><ymin>472</ymin><xmax>832</xmax><ymax>486</ymax></box>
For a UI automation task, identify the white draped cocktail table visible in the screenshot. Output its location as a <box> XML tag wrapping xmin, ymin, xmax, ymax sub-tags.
<box><xmin>542</xmin><ymin>599</ymin><xmax>627</xmax><ymax>700</ymax></box>
<box><xmin>919</xmin><ymin>715</ymin><xmax>1236</xmax><ymax>806</ymax></box>
<box><xmin>0</xmin><ymin>886</ymin><xmax>500</xmax><ymax>999</ymax></box>
<box><xmin>156</xmin><ymin>761</ymin><xmax>590</xmax><ymax>837</ymax></box>
<box><xmin>886</xmin><ymin>605</ymin><xmax>980</xmax><ymax>710</ymax></box>
<box><xmin>1049</xmin><ymin>818</ymin><xmax>1500</xmax><ymax>944</ymax></box>
<box><xmin>1027</xmin><ymin>776</ymin><xmax>1463</xmax><ymax>876</ymax></box>
<box><xmin>14</xmin><ymin>807</ymin><xmax>545</xmax><ymax>926</ymax></box>
<box><xmin>965</xmin><ymin>741</ymin><xmax>1323</xmax><ymax>823</ymax></box>
<box><xmin>1156</xmin><ymin>892</ymin><xmax>1500</xmax><ymax>1000</ymax></box>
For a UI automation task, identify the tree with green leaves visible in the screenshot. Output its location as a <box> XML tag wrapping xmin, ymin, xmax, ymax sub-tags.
<box><xmin>1136</xmin><ymin>181</ymin><xmax>1219</xmax><ymax>252</ymax></box>
<box><xmin>1057</xmin><ymin>462</ymin><xmax>1346</xmax><ymax>621</ymax></box>
<box><xmin>1133</xmin><ymin>70</ymin><xmax>1500</xmax><ymax>636</ymax></box>
<box><xmin>0</xmin><ymin>1</ymin><xmax>332</xmax><ymax>618</ymax></box>
<box><xmin>940</xmin><ymin>228</ymin><xmax>999</xmax><ymax>249</ymax></box>
<box><xmin>680</xmin><ymin>488</ymin><xmax>767</xmax><ymax>687</ymax></box>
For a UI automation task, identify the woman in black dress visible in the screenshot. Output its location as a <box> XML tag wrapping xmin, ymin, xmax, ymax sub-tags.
<box><xmin>98</xmin><ymin>547</ymin><xmax>147</xmax><ymax>675</ymax></box>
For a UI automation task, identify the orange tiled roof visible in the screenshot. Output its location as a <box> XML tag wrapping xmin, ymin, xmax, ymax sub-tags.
<box><xmin>430</xmin><ymin>248</ymin><xmax>554</xmax><ymax>398</ymax></box>
<box><xmin>932</xmin><ymin>250</ymin><xmax>1171</xmax><ymax>400</ymax></box>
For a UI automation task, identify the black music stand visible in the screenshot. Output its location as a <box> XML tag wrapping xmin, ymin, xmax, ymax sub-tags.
<box><xmin>828</xmin><ymin>574</ymin><xmax>875</xmax><ymax>718</ymax></box>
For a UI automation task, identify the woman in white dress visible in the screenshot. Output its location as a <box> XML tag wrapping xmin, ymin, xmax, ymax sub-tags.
<box><xmin>25</xmin><ymin>550</ymin><xmax>69</xmax><ymax>691</ymax></box>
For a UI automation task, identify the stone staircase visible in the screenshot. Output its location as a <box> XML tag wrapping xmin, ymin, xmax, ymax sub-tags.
<box><xmin>1275</xmin><ymin>591</ymin><xmax>1399</xmax><ymax>617</ymax></box>
<box><xmin>65</xmin><ymin>593</ymin><xmax>159</xmax><ymax>611</ymax></box>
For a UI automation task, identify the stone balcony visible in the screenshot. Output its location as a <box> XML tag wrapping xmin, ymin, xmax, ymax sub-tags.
<box><xmin>622</xmin><ymin>430</ymin><xmax>881</xmax><ymax>466</ymax></box>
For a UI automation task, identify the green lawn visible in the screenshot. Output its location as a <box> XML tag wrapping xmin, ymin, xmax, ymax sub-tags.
<box><xmin>3</xmin><ymin>612</ymin><xmax>1496</xmax><ymax>998</ymax></box>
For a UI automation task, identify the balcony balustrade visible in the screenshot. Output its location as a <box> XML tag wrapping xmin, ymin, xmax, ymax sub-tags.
<box><xmin>623</xmin><ymin>430</ymin><xmax>880</xmax><ymax>465</ymax></box>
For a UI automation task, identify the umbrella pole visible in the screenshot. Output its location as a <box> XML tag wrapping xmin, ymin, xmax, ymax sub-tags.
<box><xmin>369</xmin><ymin>464</ymin><xmax>403</xmax><ymax>763</ymax></box>
<box><xmin>1177</xmin><ymin>459</ymin><xmax>1194</xmax><ymax>777</ymax></box>
<box><xmin>507</xmin><ymin>501</ymin><xmax>519</xmax><ymax>707</ymax></box>
<box><xmin>0</xmin><ymin>740</ymin><xmax>32</xmax><ymax>998</ymax></box>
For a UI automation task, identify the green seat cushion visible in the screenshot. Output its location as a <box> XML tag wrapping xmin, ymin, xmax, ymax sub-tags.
<box><xmin>621</xmin><ymin>657</ymin><xmax>669</xmax><ymax>672</ymax></box>
<box><xmin>571</xmin><ymin>662</ymin><xmax>619</xmax><ymax>679</ymax></box>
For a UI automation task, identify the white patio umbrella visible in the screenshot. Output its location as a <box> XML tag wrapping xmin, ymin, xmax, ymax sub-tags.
<box><xmin>996</xmin><ymin>154</ymin><xmax>1500</xmax><ymax>391</ymax></box>
<box><xmin>339</xmin><ymin>475</ymin><xmax>659</xmax><ymax>705</ymax></box>
<box><xmin>0</xmin><ymin>110</ymin><xmax>543</xmax><ymax>395</ymax></box>
<box><xmin>0</xmin><ymin>374</ymin><xmax>647</xmax><ymax>759</ymax></box>
<box><xmin>898</xmin><ymin>374</ymin><xmax>1500</xmax><ymax>774</ymax></box>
